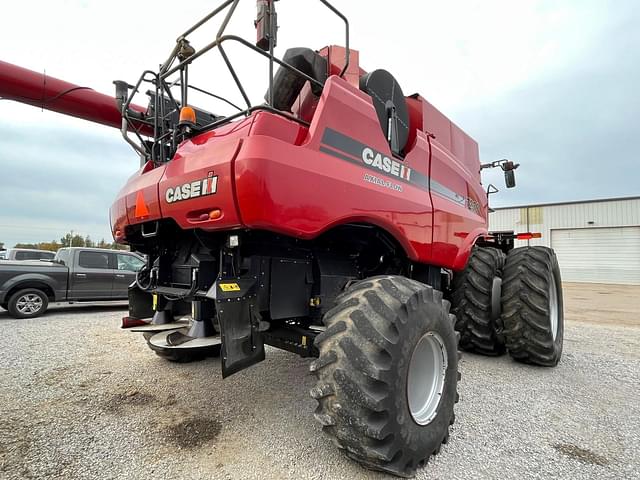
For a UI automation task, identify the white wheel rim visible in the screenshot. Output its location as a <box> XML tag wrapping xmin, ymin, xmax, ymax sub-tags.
<box><xmin>16</xmin><ymin>294</ymin><xmax>43</xmax><ymax>315</ymax></box>
<box><xmin>549</xmin><ymin>274</ymin><xmax>559</xmax><ymax>341</ymax></box>
<box><xmin>407</xmin><ymin>332</ymin><xmax>448</xmax><ymax>425</ymax></box>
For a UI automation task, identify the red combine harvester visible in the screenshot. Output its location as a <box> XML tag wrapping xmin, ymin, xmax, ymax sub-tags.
<box><xmin>0</xmin><ymin>1</ymin><xmax>564</xmax><ymax>476</ymax></box>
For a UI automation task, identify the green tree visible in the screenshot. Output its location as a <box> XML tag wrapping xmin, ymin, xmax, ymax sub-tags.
<box><xmin>97</xmin><ymin>238</ymin><xmax>111</xmax><ymax>249</ymax></box>
<box><xmin>14</xmin><ymin>243</ymin><xmax>39</xmax><ymax>249</ymax></box>
<box><xmin>71</xmin><ymin>234</ymin><xmax>84</xmax><ymax>247</ymax></box>
<box><xmin>14</xmin><ymin>241</ymin><xmax>62</xmax><ymax>251</ymax></box>
<box><xmin>38</xmin><ymin>241</ymin><xmax>63</xmax><ymax>252</ymax></box>
<box><xmin>60</xmin><ymin>232</ymin><xmax>73</xmax><ymax>247</ymax></box>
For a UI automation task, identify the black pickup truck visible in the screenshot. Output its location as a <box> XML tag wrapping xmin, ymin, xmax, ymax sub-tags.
<box><xmin>0</xmin><ymin>247</ymin><xmax>144</xmax><ymax>318</ymax></box>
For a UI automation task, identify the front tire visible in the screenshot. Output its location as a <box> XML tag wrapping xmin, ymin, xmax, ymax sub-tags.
<box><xmin>311</xmin><ymin>275</ymin><xmax>459</xmax><ymax>477</ymax></box>
<box><xmin>7</xmin><ymin>288</ymin><xmax>49</xmax><ymax>319</ymax></box>
<box><xmin>501</xmin><ymin>247</ymin><xmax>564</xmax><ymax>366</ymax></box>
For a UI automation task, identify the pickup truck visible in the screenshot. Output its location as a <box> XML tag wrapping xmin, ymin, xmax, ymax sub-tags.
<box><xmin>0</xmin><ymin>248</ymin><xmax>56</xmax><ymax>261</ymax></box>
<box><xmin>0</xmin><ymin>247</ymin><xmax>144</xmax><ymax>318</ymax></box>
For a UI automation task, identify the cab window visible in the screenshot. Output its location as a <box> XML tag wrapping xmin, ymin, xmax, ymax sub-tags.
<box><xmin>15</xmin><ymin>251</ymin><xmax>38</xmax><ymax>260</ymax></box>
<box><xmin>78</xmin><ymin>251</ymin><xmax>111</xmax><ymax>269</ymax></box>
<box><xmin>117</xmin><ymin>254</ymin><xmax>144</xmax><ymax>272</ymax></box>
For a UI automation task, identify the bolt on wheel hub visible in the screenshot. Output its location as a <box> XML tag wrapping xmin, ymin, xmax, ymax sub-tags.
<box><xmin>16</xmin><ymin>294</ymin><xmax>43</xmax><ymax>314</ymax></box>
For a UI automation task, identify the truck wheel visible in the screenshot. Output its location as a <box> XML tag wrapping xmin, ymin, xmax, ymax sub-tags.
<box><xmin>7</xmin><ymin>288</ymin><xmax>49</xmax><ymax>319</ymax></box>
<box><xmin>501</xmin><ymin>247</ymin><xmax>563</xmax><ymax>366</ymax></box>
<box><xmin>311</xmin><ymin>275</ymin><xmax>459</xmax><ymax>477</ymax></box>
<box><xmin>450</xmin><ymin>246</ymin><xmax>506</xmax><ymax>355</ymax></box>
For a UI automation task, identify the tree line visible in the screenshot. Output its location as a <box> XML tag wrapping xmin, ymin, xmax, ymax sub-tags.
<box><xmin>1</xmin><ymin>231</ymin><xmax>128</xmax><ymax>252</ymax></box>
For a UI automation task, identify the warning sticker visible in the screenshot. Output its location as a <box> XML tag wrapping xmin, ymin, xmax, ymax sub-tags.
<box><xmin>218</xmin><ymin>283</ymin><xmax>241</xmax><ymax>292</ymax></box>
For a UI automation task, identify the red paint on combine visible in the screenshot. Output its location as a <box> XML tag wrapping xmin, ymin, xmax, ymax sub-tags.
<box><xmin>108</xmin><ymin>50</ymin><xmax>487</xmax><ymax>271</ymax></box>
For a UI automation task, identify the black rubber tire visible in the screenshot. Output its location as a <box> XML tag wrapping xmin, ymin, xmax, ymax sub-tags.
<box><xmin>450</xmin><ymin>246</ymin><xmax>506</xmax><ymax>356</ymax></box>
<box><xmin>501</xmin><ymin>247</ymin><xmax>564</xmax><ymax>366</ymax></box>
<box><xmin>311</xmin><ymin>275</ymin><xmax>460</xmax><ymax>477</ymax></box>
<box><xmin>7</xmin><ymin>288</ymin><xmax>49</xmax><ymax>319</ymax></box>
<box><xmin>143</xmin><ymin>332</ymin><xmax>221</xmax><ymax>363</ymax></box>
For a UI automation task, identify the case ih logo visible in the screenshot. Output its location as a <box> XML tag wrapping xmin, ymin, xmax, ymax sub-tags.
<box><xmin>361</xmin><ymin>147</ymin><xmax>412</xmax><ymax>181</ymax></box>
<box><xmin>165</xmin><ymin>173</ymin><xmax>218</xmax><ymax>204</ymax></box>
<box><xmin>319</xmin><ymin>128</ymin><xmax>427</xmax><ymax>190</ymax></box>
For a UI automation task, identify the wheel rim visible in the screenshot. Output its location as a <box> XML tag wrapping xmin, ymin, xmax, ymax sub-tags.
<box><xmin>407</xmin><ymin>332</ymin><xmax>448</xmax><ymax>425</ymax></box>
<box><xmin>16</xmin><ymin>294</ymin><xmax>43</xmax><ymax>315</ymax></box>
<box><xmin>549</xmin><ymin>273</ymin><xmax>559</xmax><ymax>340</ymax></box>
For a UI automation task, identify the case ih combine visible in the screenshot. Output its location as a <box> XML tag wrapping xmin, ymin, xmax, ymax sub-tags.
<box><xmin>0</xmin><ymin>0</ymin><xmax>564</xmax><ymax>476</ymax></box>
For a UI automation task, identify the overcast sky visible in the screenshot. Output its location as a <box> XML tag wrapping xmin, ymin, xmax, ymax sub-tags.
<box><xmin>1</xmin><ymin>0</ymin><xmax>638</xmax><ymax>248</ymax></box>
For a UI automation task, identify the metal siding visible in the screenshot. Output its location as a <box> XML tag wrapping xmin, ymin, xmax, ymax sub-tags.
<box><xmin>551</xmin><ymin>227</ymin><xmax>640</xmax><ymax>284</ymax></box>
<box><xmin>490</xmin><ymin>198</ymin><xmax>640</xmax><ymax>283</ymax></box>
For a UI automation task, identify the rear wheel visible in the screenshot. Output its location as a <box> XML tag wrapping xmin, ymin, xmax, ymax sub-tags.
<box><xmin>7</xmin><ymin>288</ymin><xmax>49</xmax><ymax>319</ymax></box>
<box><xmin>501</xmin><ymin>247</ymin><xmax>564</xmax><ymax>366</ymax></box>
<box><xmin>311</xmin><ymin>275</ymin><xmax>459</xmax><ymax>477</ymax></box>
<box><xmin>450</xmin><ymin>247</ymin><xmax>506</xmax><ymax>355</ymax></box>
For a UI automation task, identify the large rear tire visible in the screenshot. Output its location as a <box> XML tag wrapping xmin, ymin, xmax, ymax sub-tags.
<box><xmin>450</xmin><ymin>246</ymin><xmax>506</xmax><ymax>355</ymax></box>
<box><xmin>501</xmin><ymin>246</ymin><xmax>564</xmax><ymax>366</ymax></box>
<box><xmin>311</xmin><ymin>275</ymin><xmax>459</xmax><ymax>477</ymax></box>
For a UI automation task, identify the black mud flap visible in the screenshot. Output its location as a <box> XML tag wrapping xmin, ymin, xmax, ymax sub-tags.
<box><xmin>128</xmin><ymin>284</ymin><xmax>154</xmax><ymax>319</ymax></box>
<box><xmin>211</xmin><ymin>277</ymin><xmax>266</xmax><ymax>378</ymax></box>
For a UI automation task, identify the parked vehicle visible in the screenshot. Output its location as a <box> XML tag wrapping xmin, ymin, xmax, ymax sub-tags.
<box><xmin>0</xmin><ymin>1</ymin><xmax>564</xmax><ymax>476</ymax></box>
<box><xmin>0</xmin><ymin>247</ymin><xmax>144</xmax><ymax>318</ymax></box>
<box><xmin>0</xmin><ymin>248</ymin><xmax>56</xmax><ymax>261</ymax></box>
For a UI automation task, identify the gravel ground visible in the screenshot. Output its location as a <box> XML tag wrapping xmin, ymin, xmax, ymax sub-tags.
<box><xmin>1</xmin><ymin>285</ymin><xmax>639</xmax><ymax>480</ymax></box>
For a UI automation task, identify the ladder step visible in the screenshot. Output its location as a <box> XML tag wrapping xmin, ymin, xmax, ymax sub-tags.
<box><xmin>128</xmin><ymin>321</ymin><xmax>190</xmax><ymax>333</ymax></box>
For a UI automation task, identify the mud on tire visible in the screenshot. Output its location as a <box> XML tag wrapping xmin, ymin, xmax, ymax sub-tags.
<box><xmin>310</xmin><ymin>275</ymin><xmax>460</xmax><ymax>477</ymax></box>
<box><xmin>450</xmin><ymin>246</ymin><xmax>506</xmax><ymax>355</ymax></box>
<box><xmin>501</xmin><ymin>246</ymin><xmax>564</xmax><ymax>366</ymax></box>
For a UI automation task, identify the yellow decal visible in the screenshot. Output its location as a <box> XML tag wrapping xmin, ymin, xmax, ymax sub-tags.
<box><xmin>152</xmin><ymin>294</ymin><xmax>158</xmax><ymax>311</ymax></box>
<box><xmin>219</xmin><ymin>282</ymin><xmax>241</xmax><ymax>292</ymax></box>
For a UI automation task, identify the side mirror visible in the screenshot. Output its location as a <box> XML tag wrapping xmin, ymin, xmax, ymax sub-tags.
<box><xmin>480</xmin><ymin>158</ymin><xmax>520</xmax><ymax>189</ymax></box>
<box><xmin>501</xmin><ymin>160</ymin><xmax>519</xmax><ymax>188</ymax></box>
<box><xmin>504</xmin><ymin>169</ymin><xmax>516</xmax><ymax>188</ymax></box>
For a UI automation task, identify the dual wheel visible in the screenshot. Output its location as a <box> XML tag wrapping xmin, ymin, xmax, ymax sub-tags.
<box><xmin>309</xmin><ymin>248</ymin><xmax>563</xmax><ymax>477</ymax></box>
<box><xmin>451</xmin><ymin>245</ymin><xmax>564</xmax><ymax>366</ymax></box>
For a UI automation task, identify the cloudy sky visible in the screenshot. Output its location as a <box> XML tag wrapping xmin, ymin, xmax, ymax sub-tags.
<box><xmin>1</xmin><ymin>0</ymin><xmax>638</xmax><ymax>248</ymax></box>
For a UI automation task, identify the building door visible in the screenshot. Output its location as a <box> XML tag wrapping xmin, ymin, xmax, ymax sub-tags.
<box><xmin>551</xmin><ymin>227</ymin><xmax>640</xmax><ymax>284</ymax></box>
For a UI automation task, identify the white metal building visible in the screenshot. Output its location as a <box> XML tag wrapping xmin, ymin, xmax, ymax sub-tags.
<box><xmin>489</xmin><ymin>196</ymin><xmax>640</xmax><ymax>285</ymax></box>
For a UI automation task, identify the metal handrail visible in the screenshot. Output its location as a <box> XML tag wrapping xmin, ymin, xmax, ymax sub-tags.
<box><xmin>120</xmin><ymin>0</ymin><xmax>350</xmax><ymax>164</ymax></box>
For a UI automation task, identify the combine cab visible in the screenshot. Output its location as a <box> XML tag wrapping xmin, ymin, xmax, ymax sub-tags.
<box><xmin>0</xmin><ymin>1</ymin><xmax>564</xmax><ymax>476</ymax></box>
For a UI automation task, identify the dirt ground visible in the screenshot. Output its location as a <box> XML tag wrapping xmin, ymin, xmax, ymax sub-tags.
<box><xmin>0</xmin><ymin>283</ymin><xmax>638</xmax><ymax>480</ymax></box>
<box><xmin>563</xmin><ymin>282</ymin><xmax>640</xmax><ymax>327</ymax></box>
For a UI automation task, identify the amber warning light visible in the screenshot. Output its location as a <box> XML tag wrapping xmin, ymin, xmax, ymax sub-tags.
<box><xmin>179</xmin><ymin>106</ymin><xmax>196</xmax><ymax>127</ymax></box>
